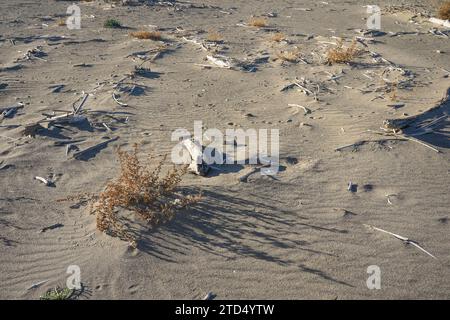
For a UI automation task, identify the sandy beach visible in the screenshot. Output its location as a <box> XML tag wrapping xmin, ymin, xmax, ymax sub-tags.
<box><xmin>0</xmin><ymin>0</ymin><xmax>449</xmax><ymax>299</ymax></box>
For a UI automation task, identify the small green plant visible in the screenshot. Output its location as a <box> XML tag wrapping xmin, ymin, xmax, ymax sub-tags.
<box><xmin>104</xmin><ymin>18</ymin><xmax>122</xmax><ymax>29</ymax></box>
<box><xmin>40</xmin><ymin>287</ymin><xmax>73</xmax><ymax>300</ymax></box>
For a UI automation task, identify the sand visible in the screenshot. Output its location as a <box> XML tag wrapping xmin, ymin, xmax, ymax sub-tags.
<box><xmin>0</xmin><ymin>0</ymin><xmax>449</xmax><ymax>299</ymax></box>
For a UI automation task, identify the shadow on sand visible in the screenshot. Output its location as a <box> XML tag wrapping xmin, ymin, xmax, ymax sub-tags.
<box><xmin>122</xmin><ymin>187</ymin><xmax>353</xmax><ymax>287</ymax></box>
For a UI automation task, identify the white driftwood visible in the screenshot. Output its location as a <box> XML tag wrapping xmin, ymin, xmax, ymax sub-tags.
<box><xmin>73</xmin><ymin>92</ymin><xmax>89</xmax><ymax>114</ymax></box>
<box><xmin>35</xmin><ymin>176</ymin><xmax>50</xmax><ymax>186</ymax></box>
<box><xmin>429</xmin><ymin>17</ymin><xmax>450</xmax><ymax>28</ymax></box>
<box><xmin>112</xmin><ymin>92</ymin><xmax>128</xmax><ymax>107</ymax></box>
<box><xmin>206</xmin><ymin>55</ymin><xmax>232</xmax><ymax>69</ymax></box>
<box><xmin>347</xmin><ymin>181</ymin><xmax>353</xmax><ymax>191</ymax></box>
<box><xmin>203</xmin><ymin>292</ymin><xmax>214</xmax><ymax>300</ymax></box>
<box><xmin>365</xmin><ymin>224</ymin><xmax>437</xmax><ymax>259</ymax></box>
<box><xmin>288</xmin><ymin>104</ymin><xmax>311</xmax><ymax>115</ymax></box>
<box><xmin>181</xmin><ymin>139</ymin><xmax>210</xmax><ymax>176</ymax></box>
<box><xmin>27</xmin><ymin>280</ymin><xmax>49</xmax><ymax>290</ymax></box>
<box><xmin>182</xmin><ymin>36</ymin><xmax>209</xmax><ymax>51</ymax></box>
<box><xmin>385</xmin><ymin>194</ymin><xmax>397</xmax><ymax>205</ymax></box>
<box><xmin>102</xmin><ymin>122</ymin><xmax>112</xmax><ymax>131</ymax></box>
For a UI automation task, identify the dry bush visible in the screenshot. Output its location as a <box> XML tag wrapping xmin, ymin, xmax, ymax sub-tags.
<box><xmin>438</xmin><ymin>1</ymin><xmax>450</xmax><ymax>19</ymax></box>
<box><xmin>130</xmin><ymin>30</ymin><xmax>162</xmax><ymax>40</ymax></box>
<box><xmin>276</xmin><ymin>49</ymin><xmax>301</xmax><ymax>62</ymax></box>
<box><xmin>270</xmin><ymin>32</ymin><xmax>286</xmax><ymax>42</ymax></box>
<box><xmin>206</xmin><ymin>30</ymin><xmax>223</xmax><ymax>43</ymax></box>
<box><xmin>104</xmin><ymin>18</ymin><xmax>122</xmax><ymax>29</ymax></box>
<box><xmin>249</xmin><ymin>17</ymin><xmax>268</xmax><ymax>28</ymax></box>
<box><xmin>388</xmin><ymin>82</ymin><xmax>399</xmax><ymax>101</ymax></box>
<box><xmin>57</xmin><ymin>19</ymin><xmax>66</xmax><ymax>27</ymax></box>
<box><xmin>61</xmin><ymin>145</ymin><xmax>200</xmax><ymax>246</ymax></box>
<box><xmin>326</xmin><ymin>39</ymin><xmax>361</xmax><ymax>65</ymax></box>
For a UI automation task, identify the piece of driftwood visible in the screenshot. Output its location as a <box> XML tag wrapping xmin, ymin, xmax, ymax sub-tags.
<box><xmin>112</xmin><ymin>92</ymin><xmax>128</xmax><ymax>107</ymax></box>
<box><xmin>181</xmin><ymin>139</ymin><xmax>210</xmax><ymax>176</ymax></box>
<box><xmin>429</xmin><ymin>17</ymin><xmax>450</xmax><ymax>28</ymax></box>
<box><xmin>282</xmin><ymin>77</ymin><xmax>321</xmax><ymax>100</ymax></box>
<box><xmin>21</xmin><ymin>93</ymin><xmax>89</xmax><ymax>135</ymax></box>
<box><xmin>385</xmin><ymin>194</ymin><xmax>397</xmax><ymax>205</ymax></box>
<box><xmin>102</xmin><ymin>122</ymin><xmax>112</xmax><ymax>131</ymax></box>
<box><xmin>400</xmin><ymin>135</ymin><xmax>440</xmax><ymax>153</ymax></box>
<box><xmin>35</xmin><ymin>176</ymin><xmax>50</xmax><ymax>186</ymax></box>
<box><xmin>429</xmin><ymin>28</ymin><xmax>449</xmax><ymax>38</ymax></box>
<box><xmin>40</xmin><ymin>223</ymin><xmax>63</xmax><ymax>233</ymax></box>
<box><xmin>383</xmin><ymin>87</ymin><xmax>449</xmax><ymax>132</ymax></box>
<box><xmin>0</xmin><ymin>102</ymin><xmax>24</xmax><ymax>121</ymax></box>
<box><xmin>364</xmin><ymin>224</ymin><xmax>437</xmax><ymax>259</ymax></box>
<box><xmin>288</xmin><ymin>104</ymin><xmax>311</xmax><ymax>115</ymax></box>
<box><xmin>367</xmin><ymin>129</ymin><xmax>440</xmax><ymax>152</ymax></box>
<box><xmin>334</xmin><ymin>137</ymin><xmax>405</xmax><ymax>151</ymax></box>
<box><xmin>65</xmin><ymin>144</ymin><xmax>79</xmax><ymax>156</ymax></box>
<box><xmin>49</xmin><ymin>84</ymin><xmax>65</xmax><ymax>93</ymax></box>
<box><xmin>71</xmin><ymin>136</ymin><xmax>119</xmax><ymax>160</ymax></box>
<box><xmin>0</xmin><ymin>102</ymin><xmax>24</xmax><ymax>114</ymax></box>
<box><xmin>203</xmin><ymin>292</ymin><xmax>215</xmax><ymax>300</ymax></box>
<box><xmin>182</xmin><ymin>36</ymin><xmax>209</xmax><ymax>51</ymax></box>
<box><xmin>27</xmin><ymin>280</ymin><xmax>49</xmax><ymax>290</ymax></box>
<box><xmin>206</xmin><ymin>55</ymin><xmax>232</xmax><ymax>69</ymax></box>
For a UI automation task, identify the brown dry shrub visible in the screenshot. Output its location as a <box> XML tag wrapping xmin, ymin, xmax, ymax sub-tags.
<box><xmin>206</xmin><ymin>30</ymin><xmax>223</xmax><ymax>43</ymax></box>
<box><xmin>249</xmin><ymin>17</ymin><xmax>268</xmax><ymax>28</ymax></box>
<box><xmin>61</xmin><ymin>145</ymin><xmax>200</xmax><ymax>246</ymax></box>
<box><xmin>130</xmin><ymin>30</ymin><xmax>162</xmax><ymax>40</ymax></box>
<box><xmin>438</xmin><ymin>1</ymin><xmax>450</xmax><ymax>19</ymax></box>
<box><xmin>270</xmin><ymin>32</ymin><xmax>286</xmax><ymax>42</ymax></box>
<box><xmin>326</xmin><ymin>39</ymin><xmax>361</xmax><ymax>65</ymax></box>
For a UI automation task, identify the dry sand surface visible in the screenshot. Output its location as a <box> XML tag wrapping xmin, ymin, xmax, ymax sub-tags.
<box><xmin>0</xmin><ymin>0</ymin><xmax>449</xmax><ymax>299</ymax></box>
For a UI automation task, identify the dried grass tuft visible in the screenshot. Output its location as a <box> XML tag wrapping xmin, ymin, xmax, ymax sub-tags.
<box><xmin>130</xmin><ymin>30</ymin><xmax>162</xmax><ymax>40</ymax></box>
<box><xmin>389</xmin><ymin>82</ymin><xmax>399</xmax><ymax>101</ymax></box>
<box><xmin>276</xmin><ymin>49</ymin><xmax>301</xmax><ymax>62</ymax></box>
<box><xmin>57</xmin><ymin>19</ymin><xmax>66</xmax><ymax>27</ymax></box>
<box><xmin>438</xmin><ymin>1</ymin><xmax>450</xmax><ymax>20</ymax></box>
<box><xmin>206</xmin><ymin>30</ymin><xmax>223</xmax><ymax>43</ymax></box>
<box><xmin>270</xmin><ymin>32</ymin><xmax>286</xmax><ymax>42</ymax></box>
<box><xmin>249</xmin><ymin>17</ymin><xmax>268</xmax><ymax>28</ymax></box>
<box><xmin>326</xmin><ymin>39</ymin><xmax>361</xmax><ymax>65</ymax></box>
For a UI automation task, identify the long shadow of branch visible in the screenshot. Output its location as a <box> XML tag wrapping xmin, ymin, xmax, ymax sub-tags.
<box><xmin>129</xmin><ymin>188</ymin><xmax>347</xmax><ymax>282</ymax></box>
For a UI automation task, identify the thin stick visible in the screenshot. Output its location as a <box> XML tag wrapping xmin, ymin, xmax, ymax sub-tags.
<box><xmin>112</xmin><ymin>92</ymin><xmax>128</xmax><ymax>107</ymax></box>
<box><xmin>365</xmin><ymin>224</ymin><xmax>437</xmax><ymax>259</ymax></box>
<box><xmin>367</xmin><ymin>130</ymin><xmax>440</xmax><ymax>153</ymax></box>
<box><xmin>288</xmin><ymin>104</ymin><xmax>311</xmax><ymax>115</ymax></box>
<box><xmin>27</xmin><ymin>280</ymin><xmax>49</xmax><ymax>290</ymax></box>
<box><xmin>102</xmin><ymin>123</ymin><xmax>112</xmax><ymax>131</ymax></box>
<box><xmin>334</xmin><ymin>138</ymin><xmax>405</xmax><ymax>151</ymax></box>
<box><xmin>399</xmin><ymin>135</ymin><xmax>440</xmax><ymax>153</ymax></box>
<box><xmin>74</xmin><ymin>92</ymin><xmax>89</xmax><ymax>114</ymax></box>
